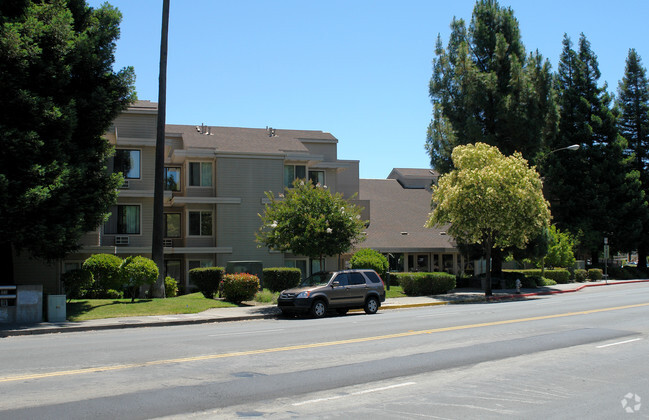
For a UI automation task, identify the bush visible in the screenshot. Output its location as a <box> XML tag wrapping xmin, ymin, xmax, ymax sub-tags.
<box><xmin>574</xmin><ymin>269</ymin><xmax>588</xmax><ymax>283</ymax></box>
<box><xmin>61</xmin><ymin>269</ymin><xmax>94</xmax><ymax>299</ymax></box>
<box><xmin>396</xmin><ymin>272</ymin><xmax>456</xmax><ymax>296</ymax></box>
<box><xmin>165</xmin><ymin>276</ymin><xmax>179</xmax><ymax>298</ymax></box>
<box><xmin>538</xmin><ymin>277</ymin><xmax>557</xmax><ymax>286</ymax></box>
<box><xmin>506</xmin><ymin>269</ymin><xmax>571</xmax><ymax>284</ymax></box>
<box><xmin>349</xmin><ymin>249</ymin><xmax>389</xmax><ymax>277</ymax></box>
<box><xmin>221</xmin><ymin>273</ymin><xmax>260</xmax><ymax>303</ymax></box>
<box><xmin>104</xmin><ymin>289</ymin><xmax>124</xmax><ymax>299</ymax></box>
<box><xmin>120</xmin><ymin>256</ymin><xmax>159</xmax><ymax>302</ymax></box>
<box><xmin>588</xmin><ymin>268</ymin><xmax>603</xmax><ymax>281</ymax></box>
<box><xmin>254</xmin><ymin>289</ymin><xmax>278</xmax><ymax>304</ymax></box>
<box><xmin>262</xmin><ymin>268</ymin><xmax>301</xmax><ymax>292</ymax></box>
<box><xmin>83</xmin><ymin>254</ymin><xmax>123</xmax><ymax>294</ymax></box>
<box><xmin>189</xmin><ymin>267</ymin><xmax>225</xmax><ymax>299</ymax></box>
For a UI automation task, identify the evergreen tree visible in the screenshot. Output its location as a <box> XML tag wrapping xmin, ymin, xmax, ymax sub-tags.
<box><xmin>617</xmin><ymin>49</ymin><xmax>649</xmax><ymax>269</ymax></box>
<box><xmin>426</xmin><ymin>0</ymin><xmax>558</xmax><ymax>173</ymax></box>
<box><xmin>545</xmin><ymin>34</ymin><xmax>646</xmax><ymax>262</ymax></box>
<box><xmin>0</xmin><ymin>1</ymin><xmax>135</xmax><ymax>280</ymax></box>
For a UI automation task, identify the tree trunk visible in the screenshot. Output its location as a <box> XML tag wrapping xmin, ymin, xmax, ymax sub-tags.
<box><xmin>491</xmin><ymin>247</ymin><xmax>503</xmax><ymax>278</ymax></box>
<box><xmin>638</xmin><ymin>244</ymin><xmax>647</xmax><ymax>271</ymax></box>
<box><xmin>151</xmin><ymin>0</ymin><xmax>170</xmax><ymax>298</ymax></box>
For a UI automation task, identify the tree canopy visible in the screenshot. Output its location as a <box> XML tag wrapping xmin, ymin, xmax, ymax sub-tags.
<box><xmin>256</xmin><ymin>180</ymin><xmax>366</xmax><ymax>267</ymax></box>
<box><xmin>426</xmin><ymin>143</ymin><xmax>550</xmax><ymax>295</ymax></box>
<box><xmin>0</xmin><ymin>0</ymin><xmax>135</xmax><ymax>279</ymax></box>
<box><xmin>426</xmin><ymin>0</ymin><xmax>557</xmax><ymax>173</ymax></box>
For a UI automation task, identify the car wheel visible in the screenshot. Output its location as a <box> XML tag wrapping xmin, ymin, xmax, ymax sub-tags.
<box><xmin>310</xmin><ymin>300</ymin><xmax>328</xmax><ymax>318</ymax></box>
<box><xmin>364</xmin><ymin>296</ymin><xmax>379</xmax><ymax>314</ymax></box>
<box><xmin>336</xmin><ymin>309</ymin><xmax>348</xmax><ymax>315</ymax></box>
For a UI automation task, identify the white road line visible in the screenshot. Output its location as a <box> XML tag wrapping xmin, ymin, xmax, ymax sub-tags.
<box><xmin>208</xmin><ymin>328</ymin><xmax>284</xmax><ymax>337</ymax></box>
<box><xmin>292</xmin><ymin>382</ymin><xmax>416</xmax><ymax>406</ymax></box>
<box><xmin>596</xmin><ymin>338</ymin><xmax>642</xmax><ymax>348</ymax></box>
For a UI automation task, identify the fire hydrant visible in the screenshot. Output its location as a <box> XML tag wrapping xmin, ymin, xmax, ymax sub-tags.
<box><xmin>515</xmin><ymin>279</ymin><xmax>521</xmax><ymax>294</ymax></box>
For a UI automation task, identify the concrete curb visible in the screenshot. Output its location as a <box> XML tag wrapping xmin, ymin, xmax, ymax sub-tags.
<box><xmin>2</xmin><ymin>279</ymin><xmax>648</xmax><ymax>337</ymax></box>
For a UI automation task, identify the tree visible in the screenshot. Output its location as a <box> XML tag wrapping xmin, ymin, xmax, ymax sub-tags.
<box><xmin>426</xmin><ymin>143</ymin><xmax>550</xmax><ymax>296</ymax></box>
<box><xmin>120</xmin><ymin>256</ymin><xmax>159</xmax><ymax>302</ymax></box>
<box><xmin>0</xmin><ymin>1</ymin><xmax>135</xmax><ymax>281</ymax></box>
<box><xmin>545</xmin><ymin>34</ymin><xmax>647</xmax><ymax>262</ymax></box>
<box><xmin>349</xmin><ymin>248</ymin><xmax>389</xmax><ymax>277</ymax></box>
<box><xmin>545</xmin><ymin>225</ymin><xmax>577</xmax><ymax>268</ymax></box>
<box><xmin>426</xmin><ymin>0</ymin><xmax>558</xmax><ymax>173</ymax></box>
<box><xmin>82</xmin><ymin>254</ymin><xmax>123</xmax><ymax>296</ymax></box>
<box><xmin>617</xmin><ymin>49</ymin><xmax>649</xmax><ymax>269</ymax></box>
<box><xmin>256</xmin><ymin>180</ymin><xmax>366</xmax><ymax>268</ymax></box>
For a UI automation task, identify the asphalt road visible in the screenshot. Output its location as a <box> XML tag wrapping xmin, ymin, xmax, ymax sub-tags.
<box><xmin>2</xmin><ymin>283</ymin><xmax>649</xmax><ymax>419</ymax></box>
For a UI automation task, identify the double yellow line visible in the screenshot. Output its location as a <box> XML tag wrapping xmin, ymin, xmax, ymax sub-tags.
<box><xmin>2</xmin><ymin>302</ymin><xmax>648</xmax><ymax>384</ymax></box>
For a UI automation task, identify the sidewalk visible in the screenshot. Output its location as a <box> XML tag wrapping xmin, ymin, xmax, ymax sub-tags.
<box><xmin>1</xmin><ymin>279</ymin><xmax>647</xmax><ymax>337</ymax></box>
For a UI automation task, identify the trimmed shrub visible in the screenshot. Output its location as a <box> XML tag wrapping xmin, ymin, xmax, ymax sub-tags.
<box><xmin>104</xmin><ymin>289</ymin><xmax>124</xmax><ymax>299</ymax></box>
<box><xmin>83</xmin><ymin>254</ymin><xmax>123</xmax><ymax>295</ymax></box>
<box><xmin>538</xmin><ymin>277</ymin><xmax>557</xmax><ymax>286</ymax></box>
<box><xmin>506</xmin><ymin>269</ymin><xmax>571</xmax><ymax>284</ymax></box>
<box><xmin>189</xmin><ymin>267</ymin><xmax>225</xmax><ymax>299</ymax></box>
<box><xmin>221</xmin><ymin>273</ymin><xmax>260</xmax><ymax>303</ymax></box>
<box><xmin>165</xmin><ymin>276</ymin><xmax>179</xmax><ymax>298</ymax></box>
<box><xmin>263</xmin><ymin>268</ymin><xmax>301</xmax><ymax>292</ymax></box>
<box><xmin>120</xmin><ymin>256</ymin><xmax>159</xmax><ymax>302</ymax></box>
<box><xmin>574</xmin><ymin>269</ymin><xmax>588</xmax><ymax>283</ymax></box>
<box><xmin>588</xmin><ymin>268</ymin><xmax>603</xmax><ymax>281</ymax></box>
<box><xmin>61</xmin><ymin>269</ymin><xmax>94</xmax><ymax>300</ymax></box>
<box><xmin>396</xmin><ymin>272</ymin><xmax>456</xmax><ymax>296</ymax></box>
<box><xmin>349</xmin><ymin>249</ymin><xmax>389</xmax><ymax>277</ymax></box>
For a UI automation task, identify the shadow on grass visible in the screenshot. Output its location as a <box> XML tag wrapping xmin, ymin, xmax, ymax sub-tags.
<box><xmin>67</xmin><ymin>299</ymin><xmax>153</xmax><ymax>319</ymax></box>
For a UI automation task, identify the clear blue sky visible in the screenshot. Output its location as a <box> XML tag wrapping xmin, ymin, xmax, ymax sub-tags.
<box><xmin>87</xmin><ymin>0</ymin><xmax>649</xmax><ymax>179</ymax></box>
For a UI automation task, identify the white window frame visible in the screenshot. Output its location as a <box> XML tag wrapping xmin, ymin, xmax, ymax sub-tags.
<box><xmin>188</xmin><ymin>161</ymin><xmax>213</xmax><ymax>187</ymax></box>
<box><xmin>103</xmin><ymin>203</ymin><xmax>142</xmax><ymax>235</ymax></box>
<box><xmin>114</xmin><ymin>148</ymin><xmax>141</xmax><ymax>179</ymax></box>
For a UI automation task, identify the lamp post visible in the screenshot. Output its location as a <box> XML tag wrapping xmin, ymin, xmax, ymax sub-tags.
<box><xmin>548</xmin><ymin>144</ymin><xmax>580</xmax><ymax>154</ymax></box>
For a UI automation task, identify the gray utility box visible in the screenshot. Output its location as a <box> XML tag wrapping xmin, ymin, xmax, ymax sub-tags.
<box><xmin>0</xmin><ymin>285</ymin><xmax>43</xmax><ymax>324</ymax></box>
<box><xmin>47</xmin><ymin>295</ymin><xmax>67</xmax><ymax>322</ymax></box>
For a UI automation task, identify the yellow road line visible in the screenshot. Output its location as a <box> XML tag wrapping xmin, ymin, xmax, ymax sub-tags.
<box><xmin>2</xmin><ymin>301</ymin><xmax>648</xmax><ymax>384</ymax></box>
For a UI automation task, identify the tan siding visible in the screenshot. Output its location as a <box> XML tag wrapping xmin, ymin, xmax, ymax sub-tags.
<box><xmin>115</xmin><ymin>113</ymin><xmax>156</xmax><ymax>138</ymax></box>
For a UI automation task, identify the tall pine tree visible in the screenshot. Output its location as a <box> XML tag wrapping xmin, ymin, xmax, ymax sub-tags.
<box><xmin>617</xmin><ymin>49</ymin><xmax>649</xmax><ymax>269</ymax></box>
<box><xmin>546</xmin><ymin>34</ymin><xmax>646</xmax><ymax>262</ymax></box>
<box><xmin>426</xmin><ymin>0</ymin><xmax>558</xmax><ymax>173</ymax></box>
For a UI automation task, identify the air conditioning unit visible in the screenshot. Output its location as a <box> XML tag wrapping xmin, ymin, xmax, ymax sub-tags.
<box><xmin>121</xmin><ymin>180</ymin><xmax>130</xmax><ymax>189</ymax></box>
<box><xmin>115</xmin><ymin>236</ymin><xmax>130</xmax><ymax>246</ymax></box>
<box><xmin>163</xmin><ymin>239</ymin><xmax>173</xmax><ymax>247</ymax></box>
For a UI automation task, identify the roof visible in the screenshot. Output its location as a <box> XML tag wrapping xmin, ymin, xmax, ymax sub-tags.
<box><xmin>359</xmin><ymin>178</ymin><xmax>455</xmax><ymax>252</ymax></box>
<box><xmin>165</xmin><ymin>125</ymin><xmax>337</xmax><ymax>156</ymax></box>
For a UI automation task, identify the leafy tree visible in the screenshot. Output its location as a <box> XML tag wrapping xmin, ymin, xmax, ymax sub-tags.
<box><xmin>257</xmin><ymin>180</ymin><xmax>366</xmax><ymax>268</ymax></box>
<box><xmin>0</xmin><ymin>1</ymin><xmax>135</xmax><ymax>281</ymax></box>
<box><xmin>544</xmin><ymin>34</ymin><xmax>647</xmax><ymax>262</ymax></box>
<box><xmin>426</xmin><ymin>0</ymin><xmax>558</xmax><ymax>173</ymax></box>
<box><xmin>617</xmin><ymin>49</ymin><xmax>649</xmax><ymax>269</ymax></box>
<box><xmin>349</xmin><ymin>248</ymin><xmax>389</xmax><ymax>277</ymax></box>
<box><xmin>426</xmin><ymin>143</ymin><xmax>550</xmax><ymax>296</ymax></box>
<box><xmin>545</xmin><ymin>225</ymin><xmax>577</xmax><ymax>268</ymax></box>
<box><xmin>120</xmin><ymin>256</ymin><xmax>158</xmax><ymax>302</ymax></box>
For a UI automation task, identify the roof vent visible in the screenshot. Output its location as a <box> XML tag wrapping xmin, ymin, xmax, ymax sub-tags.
<box><xmin>267</xmin><ymin>126</ymin><xmax>276</xmax><ymax>137</ymax></box>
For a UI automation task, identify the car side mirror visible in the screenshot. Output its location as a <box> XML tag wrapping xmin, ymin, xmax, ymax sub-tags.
<box><xmin>331</xmin><ymin>280</ymin><xmax>340</xmax><ymax>287</ymax></box>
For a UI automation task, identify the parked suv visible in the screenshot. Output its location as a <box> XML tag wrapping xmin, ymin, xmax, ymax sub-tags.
<box><xmin>277</xmin><ymin>269</ymin><xmax>386</xmax><ymax>318</ymax></box>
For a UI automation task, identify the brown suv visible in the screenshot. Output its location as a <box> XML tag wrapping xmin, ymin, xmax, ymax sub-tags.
<box><xmin>277</xmin><ymin>269</ymin><xmax>386</xmax><ymax>318</ymax></box>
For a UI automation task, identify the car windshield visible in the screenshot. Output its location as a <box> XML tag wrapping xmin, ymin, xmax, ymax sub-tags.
<box><xmin>299</xmin><ymin>272</ymin><xmax>334</xmax><ymax>287</ymax></box>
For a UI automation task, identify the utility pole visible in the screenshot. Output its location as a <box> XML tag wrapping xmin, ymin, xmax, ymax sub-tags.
<box><xmin>152</xmin><ymin>0</ymin><xmax>170</xmax><ymax>298</ymax></box>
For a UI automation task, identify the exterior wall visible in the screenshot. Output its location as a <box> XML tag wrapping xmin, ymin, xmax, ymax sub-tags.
<box><xmin>113</xmin><ymin>113</ymin><xmax>157</xmax><ymax>139</ymax></box>
<box><xmin>302</xmin><ymin>141</ymin><xmax>337</xmax><ymax>161</ymax></box>
<box><xmin>336</xmin><ymin>160</ymin><xmax>360</xmax><ymax>198</ymax></box>
<box><xmin>216</xmin><ymin>156</ymin><xmax>284</xmax><ymax>268</ymax></box>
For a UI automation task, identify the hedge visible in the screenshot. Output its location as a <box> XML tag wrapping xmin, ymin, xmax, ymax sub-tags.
<box><xmin>503</xmin><ymin>269</ymin><xmax>570</xmax><ymax>284</ymax></box>
<box><xmin>189</xmin><ymin>267</ymin><xmax>225</xmax><ymax>299</ymax></box>
<box><xmin>574</xmin><ymin>269</ymin><xmax>588</xmax><ymax>283</ymax></box>
<box><xmin>588</xmin><ymin>268</ymin><xmax>603</xmax><ymax>281</ymax></box>
<box><xmin>393</xmin><ymin>272</ymin><xmax>456</xmax><ymax>296</ymax></box>
<box><xmin>221</xmin><ymin>273</ymin><xmax>260</xmax><ymax>303</ymax></box>
<box><xmin>262</xmin><ymin>268</ymin><xmax>301</xmax><ymax>292</ymax></box>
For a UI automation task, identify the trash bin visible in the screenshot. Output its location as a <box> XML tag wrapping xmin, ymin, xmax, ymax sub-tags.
<box><xmin>47</xmin><ymin>295</ymin><xmax>66</xmax><ymax>322</ymax></box>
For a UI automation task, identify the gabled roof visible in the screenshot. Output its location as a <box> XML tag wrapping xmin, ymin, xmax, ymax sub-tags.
<box><xmin>165</xmin><ymin>125</ymin><xmax>336</xmax><ymax>156</ymax></box>
<box><xmin>359</xmin><ymin>178</ymin><xmax>455</xmax><ymax>252</ymax></box>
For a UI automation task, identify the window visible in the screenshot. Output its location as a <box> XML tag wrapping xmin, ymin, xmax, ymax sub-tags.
<box><xmin>188</xmin><ymin>259</ymin><xmax>212</xmax><ymax>270</ymax></box>
<box><xmin>348</xmin><ymin>272</ymin><xmax>366</xmax><ymax>285</ymax></box>
<box><xmin>308</xmin><ymin>170</ymin><xmax>325</xmax><ymax>186</ymax></box>
<box><xmin>284</xmin><ymin>164</ymin><xmax>306</xmax><ymax>187</ymax></box>
<box><xmin>165</xmin><ymin>167</ymin><xmax>181</xmax><ymax>191</ymax></box>
<box><xmin>63</xmin><ymin>262</ymin><xmax>81</xmax><ymax>272</ymax></box>
<box><xmin>114</xmin><ymin>149</ymin><xmax>140</xmax><ymax>179</ymax></box>
<box><xmin>189</xmin><ymin>211</ymin><xmax>212</xmax><ymax>236</ymax></box>
<box><xmin>165</xmin><ymin>213</ymin><xmax>181</xmax><ymax>238</ymax></box>
<box><xmin>189</xmin><ymin>162</ymin><xmax>212</xmax><ymax>187</ymax></box>
<box><xmin>104</xmin><ymin>205</ymin><xmax>140</xmax><ymax>234</ymax></box>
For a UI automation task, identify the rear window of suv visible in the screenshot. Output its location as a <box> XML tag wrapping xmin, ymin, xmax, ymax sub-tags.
<box><xmin>363</xmin><ymin>271</ymin><xmax>382</xmax><ymax>284</ymax></box>
<box><xmin>348</xmin><ymin>272</ymin><xmax>366</xmax><ymax>285</ymax></box>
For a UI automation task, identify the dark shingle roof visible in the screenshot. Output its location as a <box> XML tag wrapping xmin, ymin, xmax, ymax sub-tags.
<box><xmin>359</xmin><ymin>178</ymin><xmax>455</xmax><ymax>252</ymax></box>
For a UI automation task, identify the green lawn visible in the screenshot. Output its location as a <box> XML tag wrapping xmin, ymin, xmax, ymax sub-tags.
<box><xmin>385</xmin><ymin>285</ymin><xmax>406</xmax><ymax>298</ymax></box>
<box><xmin>67</xmin><ymin>293</ymin><xmax>236</xmax><ymax>321</ymax></box>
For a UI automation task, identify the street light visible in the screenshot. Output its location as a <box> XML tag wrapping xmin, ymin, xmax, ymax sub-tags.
<box><xmin>549</xmin><ymin>144</ymin><xmax>580</xmax><ymax>154</ymax></box>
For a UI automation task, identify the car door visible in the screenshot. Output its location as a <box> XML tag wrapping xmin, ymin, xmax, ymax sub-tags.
<box><xmin>346</xmin><ymin>272</ymin><xmax>369</xmax><ymax>305</ymax></box>
<box><xmin>327</xmin><ymin>272</ymin><xmax>349</xmax><ymax>307</ymax></box>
